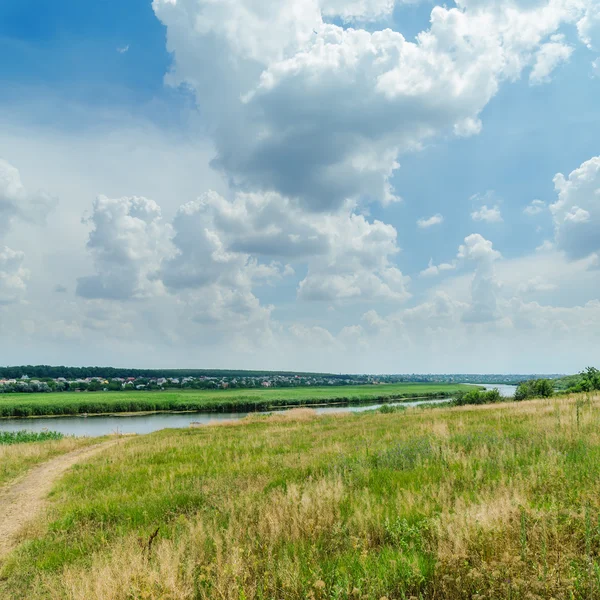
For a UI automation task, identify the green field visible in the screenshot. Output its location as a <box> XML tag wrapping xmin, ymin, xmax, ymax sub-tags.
<box><xmin>2</xmin><ymin>393</ymin><xmax>600</xmax><ymax>599</ymax></box>
<box><xmin>0</xmin><ymin>383</ymin><xmax>473</xmax><ymax>418</ymax></box>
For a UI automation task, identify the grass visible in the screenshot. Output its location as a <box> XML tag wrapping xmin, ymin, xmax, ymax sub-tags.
<box><xmin>1</xmin><ymin>394</ymin><xmax>600</xmax><ymax>599</ymax></box>
<box><xmin>0</xmin><ymin>383</ymin><xmax>472</xmax><ymax>418</ymax></box>
<box><xmin>0</xmin><ymin>436</ymin><xmax>97</xmax><ymax>488</ymax></box>
<box><xmin>0</xmin><ymin>431</ymin><xmax>64</xmax><ymax>445</ymax></box>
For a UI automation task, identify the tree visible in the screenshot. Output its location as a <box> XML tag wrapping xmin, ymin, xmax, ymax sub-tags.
<box><xmin>514</xmin><ymin>379</ymin><xmax>554</xmax><ymax>401</ymax></box>
<box><xmin>581</xmin><ymin>367</ymin><xmax>600</xmax><ymax>391</ymax></box>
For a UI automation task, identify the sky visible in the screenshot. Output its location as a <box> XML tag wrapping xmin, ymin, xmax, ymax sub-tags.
<box><xmin>0</xmin><ymin>0</ymin><xmax>599</xmax><ymax>373</ymax></box>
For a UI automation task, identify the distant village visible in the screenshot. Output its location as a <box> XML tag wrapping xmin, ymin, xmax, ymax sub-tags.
<box><xmin>0</xmin><ymin>368</ymin><xmax>564</xmax><ymax>394</ymax></box>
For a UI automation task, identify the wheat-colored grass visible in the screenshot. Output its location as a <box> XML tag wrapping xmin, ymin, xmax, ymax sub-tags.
<box><xmin>2</xmin><ymin>394</ymin><xmax>600</xmax><ymax>599</ymax></box>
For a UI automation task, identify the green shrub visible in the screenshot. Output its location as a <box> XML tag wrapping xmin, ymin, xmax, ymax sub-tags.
<box><xmin>514</xmin><ymin>379</ymin><xmax>554</xmax><ymax>401</ymax></box>
<box><xmin>0</xmin><ymin>430</ymin><xmax>64</xmax><ymax>445</ymax></box>
<box><xmin>453</xmin><ymin>388</ymin><xmax>502</xmax><ymax>406</ymax></box>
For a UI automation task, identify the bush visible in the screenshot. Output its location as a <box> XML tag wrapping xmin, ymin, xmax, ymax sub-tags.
<box><xmin>0</xmin><ymin>430</ymin><xmax>64</xmax><ymax>445</ymax></box>
<box><xmin>514</xmin><ymin>379</ymin><xmax>554</xmax><ymax>401</ymax></box>
<box><xmin>453</xmin><ymin>388</ymin><xmax>502</xmax><ymax>406</ymax></box>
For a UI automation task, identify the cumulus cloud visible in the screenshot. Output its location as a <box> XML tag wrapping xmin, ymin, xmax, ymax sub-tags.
<box><xmin>0</xmin><ymin>158</ymin><xmax>56</xmax><ymax>237</ymax></box>
<box><xmin>321</xmin><ymin>0</ymin><xmax>396</xmax><ymax>21</ymax></box>
<box><xmin>471</xmin><ymin>205</ymin><xmax>503</xmax><ymax>223</ymax></box>
<box><xmin>153</xmin><ymin>0</ymin><xmax>592</xmax><ymax>212</ymax></box>
<box><xmin>0</xmin><ymin>246</ymin><xmax>29</xmax><ymax>305</ymax></box>
<box><xmin>577</xmin><ymin>2</ymin><xmax>600</xmax><ymax>50</ymax></box>
<box><xmin>530</xmin><ymin>34</ymin><xmax>573</xmax><ymax>85</ymax></box>
<box><xmin>551</xmin><ymin>156</ymin><xmax>600</xmax><ymax>260</ymax></box>
<box><xmin>417</xmin><ymin>213</ymin><xmax>444</xmax><ymax>228</ymax></box>
<box><xmin>458</xmin><ymin>233</ymin><xmax>502</xmax><ymax>263</ymax></box>
<box><xmin>458</xmin><ymin>233</ymin><xmax>502</xmax><ymax>323</ymax></box>
<box><xmin>0</xmin><ymin>158</ymin><xmax>57</xmax><ymax>303</ymax></box>
<box><xmin>524</xmin><ymin>199</ymin><xmax>546</xmax><ymax>215</ymax></box>
<box><xmin>76</xmin><ymin>195</ymin><xmax>172</xmax><ymax>300</ymax></box>
<box><xmin>518</xmin><ymin>275</ymin><xmax>557</xmax><ymax>294</ymax></box>
<box><xmin>163</xmin><ymin>190</ymin><xmax>409</xmax><ymax>304</ymax></box>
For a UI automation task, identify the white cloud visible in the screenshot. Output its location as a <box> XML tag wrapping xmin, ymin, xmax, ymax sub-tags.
<box><xmin>117</xmin><ymin>45</ymin><xmax>130</xmax><ymax>54</ymax></box>
<box><xmin>153</xmin><ymin>0</ymin><xmax>594</xmax><ymax>212</ymax></box>
<box><xmin>420</xmin><ymin>258</ymin><xmax>457</xmax><ymax>277</ymax></box>
<box><xmin>0</xmin><ymin>158</ymin><xmax>56</xmax><ymax>237</ymax></box>
<box><xmin>321</xmin><ymin>0</ymin><xmax>395</xmax><ymax>21</ymax></box>
<box><xmin>565</xmin><ymin>206</ymin><xmax>591</xmax><ymax>223</ymax></box>
<box><xmin>458</xmin><ymin>233</ymin><xmax>502</xmax><ymax>263</ymax></box>
<box><xmin>0</xmin><ymin>246</ymin><xmax>29</xmax><ymax>305</ymax></box>
<box><xmin>471</xmin><ymin>205</ymin><xmax>503</xmax><ymax>223</ymax></box>
<box><xmin>457</xmin><ymin>233</ymin><xmax>502</xmax><ymax>323</ymax></box>
<box><xmin>417</xmin><ymin>213</ymin><xmax>444</xmax><ymax>228</ymax></box>
<box><xmin>530</xmin><ymin>34</ymin><xmax>573</xmax><ymax>85</ymax></box>
<box><xmin>169</xmin><ymin>190</ymin><xmax>410</xmax><ymax>304</ymax></box>
<box><xmin>76</xmin><ymin>195</ymin><xmax>172</xmax><ymax>300</ymax></box>
<box><xmin>517</xmin><ymin>275</ymin><xmax>557</xmax><ymax>294</ymax></box>
<box><xmin>524</xmin><ymin>199</ymin><xmax>546</xmax><ymax>215</ymax></box>
<box><xmin>551</xmin><ymin>155</ymin><xmax>600</xmax><ymax>259</ymax></box>
<box><xmin>577</xmin><ymin>2</ymin><xmax>600</xmax><ymax>50</ymax></box>
<box><xmin>593</xmin><ymin>57</ymin><xmax>600</xmax><ymax>77</ymax></box>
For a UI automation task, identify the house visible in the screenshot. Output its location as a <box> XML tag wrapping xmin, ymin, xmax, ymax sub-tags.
<box><xmin>261</xmin><ymin>381</ymin><xmax>272</xmax><ymax>388</ymax></box>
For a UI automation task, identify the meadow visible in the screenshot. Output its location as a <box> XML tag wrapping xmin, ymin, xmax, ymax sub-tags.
<box><xmin>0</xmin><ymin>382</ymin><xmax>471</xmax><ymax>418</ymax></box>
<box><xmin>0</xmin><ymin>436</ymin><xmax>96</xmax><ymax>487</ymax></box>
<box><xmin>1</xmin><ymin>393</ymin><xmax>600</xmax><ymax>599</ymax></box>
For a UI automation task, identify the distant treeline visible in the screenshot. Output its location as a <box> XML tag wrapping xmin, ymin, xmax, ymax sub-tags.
<box><xmin>0</xmin><ymin>365</ymin><xmax>341</xmax><ymax>380</ymax></box>
<box><xmin>0</xmin><ymin>365</ymin><xmax>565</xmax><ymax>384</ymax></box>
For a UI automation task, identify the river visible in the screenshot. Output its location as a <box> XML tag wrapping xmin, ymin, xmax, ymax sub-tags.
<box><xmin>478</xmin><ymin>384</ymin><xmax>517</xmax><ymax>397</ymax></box>
<box><xmin>0</xmin><ymin>398</ymin><xmax>451</xmax><ymax>437</ymax></box>
<box><xmin>0</xmin><ymin>385</ymin><xmax>518</xmax><ymax>438</ymax></box>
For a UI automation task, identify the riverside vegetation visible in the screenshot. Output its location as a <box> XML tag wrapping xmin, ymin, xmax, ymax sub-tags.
<box><xmin>0</xmin><ymin>382</ymin><xmax>471</xmax><ymax>417</ymax></box>
<box><xmin>0</xmin><ymin>431</ymin><xmax>63</xmax><ymax>445</ymax></box>
<box><xmin>2</xmin><ymin>393</ymin><xmax>600</xmax><ymax>599</ymax></box>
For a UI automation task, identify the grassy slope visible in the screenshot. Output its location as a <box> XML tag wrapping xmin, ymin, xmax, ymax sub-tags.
<box><xmin>2</xmin><ymin>394</ymin><xmax>600</xmax><ymax>599</ymax></box>
<box><xmin>0</xmin><ymin>383</ymin><xmax>471</xmax><ymax>417</ymax></box>
<box><xmin>0</xmin><ymin>437</ymin><xmax>97</xmax><ymax>488</ymax></box>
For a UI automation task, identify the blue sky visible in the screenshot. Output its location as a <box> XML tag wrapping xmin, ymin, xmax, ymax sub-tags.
<box><xmin>1</xmin><ymin>0</ymin><xmax>599</xmax><ymax>372</ymax></box>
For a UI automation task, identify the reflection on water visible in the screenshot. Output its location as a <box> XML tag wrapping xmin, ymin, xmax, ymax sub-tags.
<box><xmin>0</xmin><ymin>398</ymin><xmax>451</xmax><ymax>437</ymax></box>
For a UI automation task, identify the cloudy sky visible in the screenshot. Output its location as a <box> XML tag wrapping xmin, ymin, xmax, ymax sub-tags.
<box><xmin>1</xmin><ymin>0</ymin><xmax>599</xmax><ymax>373</ymax></box>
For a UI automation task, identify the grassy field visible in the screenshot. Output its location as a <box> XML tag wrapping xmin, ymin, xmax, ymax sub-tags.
<box><xmin>0</xmin><ymin>437</ymin><xmax>96</xmax><ymax>488</ymax></box>
<box><xmin>0</xmin><ymin>383</ymin><xmax>472</xmax><ymax>418</ymax></box>
<box><xmin>1</xmin><ymin>393</ymin><xmax>600</xmax><ymax>599</ymax></box>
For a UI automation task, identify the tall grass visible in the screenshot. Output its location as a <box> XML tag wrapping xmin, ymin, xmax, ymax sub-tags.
<box><xmin>4</xmin><ymin>395</ymin><xmax>598</xmax><ymax>599</ymax></box>
<box><xmin>0</xmin><ymin>430</ymin><xmax>63</xmax><ymax>445</ymax></box>
<box><xmin>0</xmin><ymin>383</ymin><xmax>471</xmax><ymax>418</ymax></box>
<box><xmin>0</xmin><ymin>436</ymin><xmax>97</xmax><ymax>487</ymax></box>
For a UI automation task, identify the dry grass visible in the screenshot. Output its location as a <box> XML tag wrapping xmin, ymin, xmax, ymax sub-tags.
<box><xmin>3</xmin><ymin>394</ymin><xmax>600</xmax><ymax>599</ymax></box>
<box><xmin>0</xmin><ymin>436</ymin><xmax>97</xmax><ymax>488</ymax></box>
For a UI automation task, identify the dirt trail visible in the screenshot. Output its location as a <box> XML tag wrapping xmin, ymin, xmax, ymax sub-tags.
<box><xmin>0</xmin><ymin>440</ymin><xmax>120</xmax><ymax>562</ymax></box>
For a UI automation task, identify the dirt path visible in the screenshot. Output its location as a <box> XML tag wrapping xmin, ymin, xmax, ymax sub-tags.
<box><xmin>0</xmin><ymin>440</ymin><xmax>120</xmax><ymax>562</ymax></box>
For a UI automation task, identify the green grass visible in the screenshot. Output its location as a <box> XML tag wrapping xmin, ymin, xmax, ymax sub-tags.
<box><xmin>0</xmin><ymin>436</ymin><xmax>98</xmax><ymax>487</ymax></box>
<box><xmin>2</xmin><ymin>394</ymin><xmax>600</xmax><ymax>599</ymax></box>
<box><xmin>0</xmin><ymin>430</ymin><xmax>64</xmax><ymax>445</ymax></box>
<box><xmin>0</xmin><ymin>382</ymin><xmax>472</xmax><ymax>418</ymax></box>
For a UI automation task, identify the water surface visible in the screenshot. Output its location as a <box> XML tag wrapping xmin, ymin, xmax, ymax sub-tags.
<box><xmin>0</xmin><ymin>398</ymin><xmax>449</xmax><ymax>437</ymax></box>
